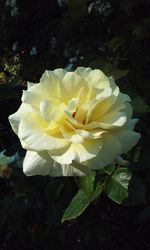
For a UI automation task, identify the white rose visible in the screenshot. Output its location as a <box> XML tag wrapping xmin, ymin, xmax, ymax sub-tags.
<box><xmin>9</xmin><ymin>67</ymin><xmax>141</xmax><ymax>176</ymax></box>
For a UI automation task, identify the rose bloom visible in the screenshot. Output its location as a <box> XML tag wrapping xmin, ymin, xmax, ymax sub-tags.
<box><xmin>9</xmin><ymin>67</ymin><xmax>141</xmax><ymax>176</ymax></box>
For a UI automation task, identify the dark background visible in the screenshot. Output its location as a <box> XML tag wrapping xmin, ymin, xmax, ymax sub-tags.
<box><xmin>0</xmin><ymin>0</ymin><xmax>150</xmax><ymax>249</ymax></box>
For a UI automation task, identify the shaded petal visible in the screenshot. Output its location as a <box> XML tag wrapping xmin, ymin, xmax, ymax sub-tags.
<box><xmin>98</xmin><ymin>111</ymin><xmax>127</xmax><ymax>129</ymax></box>
<box><xmin>53</xmin><ymin>68</ymin><xmax>67</xmax><ymax>78</ymax></box>
<box><xmin>23</xmin><ymin>150</ymin><xmax>92</xmax><ymax>177</ymax></box>
<box><xmin>64</xmin><ymin>109</ymin><xmax>84</xmax><ymax>129</ymax></box>
<box><xmin>75</xmin><ymin>67</ymin><xmax>92</xmax><ymax>77</ymax></box>
<box><xmin>23</xmin><ymin>150</ymin><xmax>51</xmax><ymax>176</ymax></box>
<box><xmin>85</xmin><ymin>112</ymin><xmax>127</xmax><ymax>130</ymax></box>
<box><xmin>51</xmin><ymin>139</ymin><xmax>102</xmax><ymax>164</ymax></box>
<box><xmin>50</xmin><ymin>161</ymin><xmax>91</xmax><ymax>176</ymax></box>
<box><xmin>67</xmin><ymin>98</ymin><xmax>79</xmax><ymax>113</ymax></box>
<box><xmin>127</xmin><ymin>119</ymin><xmax>139</xmax><ymax>130</ymax></box>
<box><xmin>27</xmin><ymin>81</ymin><xmax>35</xmax><ymax>89</ymax></box>
<box><xmin>114</xmin><ymin>129</ymin><xmax>141</xmax><ymax>154</ymax></box>
<box><xmin>76</xmin><ymin>129</ymin><xmax>105</xmax><ymax>139</ymax></box>
<box><xmin>89</xmin><ymin>85</ymin><xmax>119</xmax><ymax>122</ymax></box>
<box><xmin>61</xmin><ymin>161</ymin><xmax>91</xmax><ymax>176</ymax></box>
<box><xmin>60</xmin><ymin>125</ymin><xmax>104</xmax><ymax>143</ymax></box>
<box><xmin>86</xmin><ymin>133</ymin><xmax>121</xmax><ymax>169</ymax></box>
<box><xmin>60</xmin><ymin>126</ymin><xmax>84</xmax><ymax>144</ymax></box>
<box><xmin>92</xmin><ymin>99</ymin><xmax>132</xmax><ymax>130</ymax></box>
<box><xmin>85</xmin><ymin>87</ymin><xmax>113</xmax><ymax>123</ymax></box>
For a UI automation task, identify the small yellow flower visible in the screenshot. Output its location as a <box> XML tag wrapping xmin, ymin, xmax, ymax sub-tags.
<box><xmin>9</xmin><ymin>67</ymin><xmax>141</xmax><ymax>176</ymax></box>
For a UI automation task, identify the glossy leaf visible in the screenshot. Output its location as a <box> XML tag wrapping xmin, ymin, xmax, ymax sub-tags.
<box><xmin>62</xmin><ymin>180</ymin><xmax>103</xmax><ymax>222</ymax></box>
<box><xmin>62</xmin><ymin>190</ymin><xmax>90</xmax><ymax>222</ymax></box>
<box><xmin>75</xmin><ymin>171</ymin><xmax>96</xmax><ymax>197</ymax></box>
<box><xmin>105</xmin><ymin>168</ymin><xmax>132</xmax><ymax>204</ymax></box>
<box><xmin>91</xmin><ymin>182</ymin><xmax>104</xmax><ymax>201</ymax></box>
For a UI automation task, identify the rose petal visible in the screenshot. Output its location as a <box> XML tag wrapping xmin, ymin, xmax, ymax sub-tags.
<box><xmin>127</xmin><ymin>119</ymin><xmax>139</xmax><ymax>130</ymax></box>
<box><xmin>23</xmin><ymin>151</ymin><xmax>51</xmax><ymax>176</ymax></box>
<box><xmin>24</xmin><ymin>150</ymin><xmax>91</xmax><ymax>177</ymax></box>
<box><xmin>61</xmin><ymin>72</ymin><xmax>85</xmax><ymax>100</ymax></box>
<box><xmin>40</xmin><ymin>99</ymin><xmax>66</xmax><ymax>122</ymax></box>
<box><xmin>18</xmin><ymin>113</ymin><xmax>69</xmax><ymax>151</ymax></box>
<box><xmin>85</xmin><ymin>112</ymin><xmax>127</xmax><ymax>130</ymax></box>
<box><xmin>114</xmin><ymin>130</ymin><xmax>141</xmax><ymax>154</ymax></box>
<box><xmin>75</xmin><ymin>67</ymin><xmax>92</xmax><ymax>77</ymax></box>
<box><xmin>86</xmin><ymin>132</ymin><xmax>121</xmax><ymax>169</ymax></box>
<box><xmin>86</xmin><ymin>69</ymin><xmax>110</xmax><ymax>89</ymax></box>
<box><xmin>51</xmin><ymin>139</ymin><xmax>102</xmax><ymax>164</ymax></box>
<box><xmin>8</xmin><ymin>103</ymin><xmax>34</xmax><ymax>134</ymax></box>
<box><xmin>53</xmin><ymin>68</ymin><xmax>67</xmax><ymax>78</ymax></box>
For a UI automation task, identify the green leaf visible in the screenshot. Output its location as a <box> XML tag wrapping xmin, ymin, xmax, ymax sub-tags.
<box><xmin>132</xmin><ymin>95</ymin><xmax>150</xmax><ymax>113</ymax></box>
<box><xmin>62</xmin><ymin>177</ymin><xmax>104</xmax><ymax>222</ymax></box>
<box><xmin>62</xmin><ymin>190</ymin><xmax>90</xmax><ymax>222</ymax></box>
<box><xmin>105</xmin><ymin>168</ymin><xmax>132</xmax><ymax>204</ymax></box>
<box><xmin>91</xmin><ymin>183</ymin><xmax>104</xmax><ymax>201</ymax></box>
<box><xmin>75</xmin><ymin>171</ymin><xmax>96</xmax><ymax>197</ymax></box>
<box><xmin>89</xmin><ymin>59</ymin><xmax>129</xmax><ymax>80</ymax></box>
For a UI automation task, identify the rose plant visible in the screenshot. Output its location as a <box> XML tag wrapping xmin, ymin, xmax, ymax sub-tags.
<box><xmin>9</xmin><ymin>67</ymin><xmax>141</xmax><ymax>177</ymax></box>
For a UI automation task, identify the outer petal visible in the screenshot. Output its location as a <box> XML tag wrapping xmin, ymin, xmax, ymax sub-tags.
<box><xmin>21</xmin><ymin>86</ymin><xmax>42</xmax><ymax>108</ymax></box>
<box><xmin>24</xmin><ymin>69</ymin><xmax>66</xmax><ymax>105</ymax></box>
<box><xmin>85</xmin><ymin>69</ymin><xmax>110</xmax><ymax>89</ymax></box>
<box><xmin>18</xmin><ymin>112</ymin><xmax>69</xmax><ymax>151</ymax></box>
<box><xmin>85</xmin><ymin>133</ymin><xmax>121</xmax><ymax>169</ymax></box>
<box><xmin>23</xmin><ymin>151</ymin><xmax>91</xmax><ymax>177</ymax></box>
<box><xmin>23</xmin><ymin>151</ymin><xmax>51</xmax><ymax>176</ymax></box>
<box><xmin>27</xmin><ymin>82</ymin><xmax>35</xmax><ymax>89</ymax></box>
<box><xmin>61</xmin><ymin>161</ymin><xmax>91</xmax><ymax>176</ymax></box>
<box><xmin>40</xmin><ymin>70</ymin><xmax>62</xmax><ymax>99</ymax></box>
<box><xmin>127</xmin><ymin>119</ymin><xmax>139</xmax><ymax>129</ymax></box>
<box><xmin>75</xmin><ymin>67</ymin><xmax>92</xmax><ymax>77</ymax></box>
<box><xmin>114</xmin><ymin>129</ymin><xmax>141</xmax><ymax>154</ymax></box>
<box><xmin>53</xmin><ymin>68</ymin><xmax>67</xmax><ymax>78</ymax></box>
<box><xmin>104</xmin><ymin>101</ymin><xmax>133</xmax><ymax>124</ymax></box>
<box><xmin>8</xmin><ymin>103</ymin><xmax>32</xmax><ymax>134</ymax></box>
